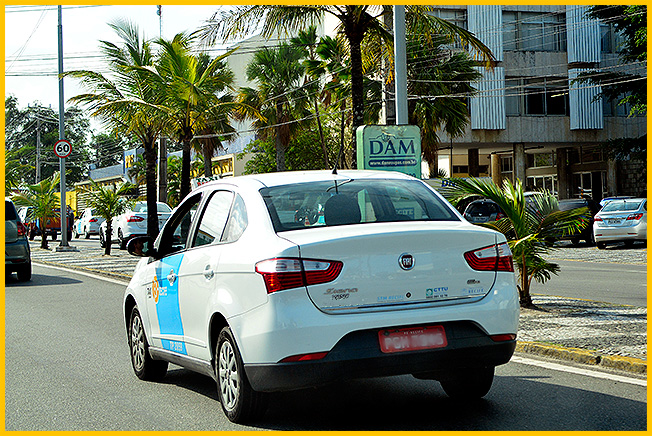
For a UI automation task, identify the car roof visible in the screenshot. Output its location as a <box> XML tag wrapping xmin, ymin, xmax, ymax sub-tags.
<box><xmin>197</xmin><ymin>170</ymin><xmax>416</xmax><ymax>191</ymax></box>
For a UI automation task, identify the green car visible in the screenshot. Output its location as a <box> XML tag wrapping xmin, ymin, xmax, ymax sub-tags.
<box><xmin>5</xmin><ymin>199</ymin><xmax>31</xmax><ymax>281</ymax></box>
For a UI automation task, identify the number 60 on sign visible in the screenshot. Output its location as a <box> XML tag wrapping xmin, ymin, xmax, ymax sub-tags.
<box><xmin>54</xmin><ymin>139</ymin><xmax>72</xmax><ymax>158</ymax></box>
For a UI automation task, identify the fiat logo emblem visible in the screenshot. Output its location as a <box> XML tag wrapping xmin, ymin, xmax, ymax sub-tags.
<box><xmin>399</xmin><ymin>253</ymin><xmax>414</xmax><ymax>270</ymax></box>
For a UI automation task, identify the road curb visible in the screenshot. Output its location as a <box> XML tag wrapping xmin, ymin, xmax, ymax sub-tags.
<box><xmin>516</xmin><ymin>341</ymin><xmax>647</xmax><ymax>375</ymax></box>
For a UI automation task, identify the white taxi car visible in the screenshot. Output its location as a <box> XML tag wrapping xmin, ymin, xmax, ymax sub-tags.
<box><xmin>123</xmin><ymin>170</ymin><xmax>519</xmax><ymax>423</ymax></box>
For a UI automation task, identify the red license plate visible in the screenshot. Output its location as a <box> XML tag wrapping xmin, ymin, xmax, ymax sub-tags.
<box><xmin>378</xmin><ymin>325</ymin><xmax>447</xmax><ymax>354</ymax></box>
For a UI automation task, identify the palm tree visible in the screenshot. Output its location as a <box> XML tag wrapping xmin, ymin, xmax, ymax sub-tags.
<box><xmin>165</xmin><ymin>155</ymin><xmax>182</xmax><ymax>207</ymax></box>
<box><xmin>312</xmin><ymin>35</ymin><xmax>351</xmax><ymax>169</ymax></box>
<box><xmin>201</xmin><ymin>5</ymin><xmax>494</xmax><ymax>154</ymax></box>
<box><xmin>83</xmin><ymin>179</ymin><xmax>132</xmax><ymax>255</ymax></box>
<box><xmin>235</xmin><ymin>43</ymin><xmax>311</xmax><ymax>171</ymax></box>
<box><xmin>12</xmin><ymin>172</ymin><xmax>61</xmax><ymax>250</ymax></box>
<box><xmin>66</xmin><ymin>19</ymin><xmax>166</xmax><ymax>241</ymax></box>
<box><xmin>154</xmin><ymin>33</ymin><xmax>239</xmax><ymax>199</ymax></box>
<box><xmin>442</xmin><ymin>178</ymin><xmax>589</xmax><ymax>308</ymax></box>
<box><xmin>290</xmin><ymin>26</ymin><xmax>329</xmax><ymax>169</ymax></box>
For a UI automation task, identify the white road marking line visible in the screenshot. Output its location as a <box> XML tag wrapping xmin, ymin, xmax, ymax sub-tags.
<box><xmin>33</xmin><ymin>262</ymin><xmax>130</xmax><ymax>286</ymax></box>
<box><xmin>511</xmin><ymin>356</ymin><xmax>647</xmax><ymax>387</ymax></box>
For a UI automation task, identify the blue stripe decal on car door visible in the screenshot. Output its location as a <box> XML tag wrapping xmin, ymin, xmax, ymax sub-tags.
<box><xmin>155</xmin><ymin>253</ymin><xmax>187</xmax><ymax>355</ymax></box>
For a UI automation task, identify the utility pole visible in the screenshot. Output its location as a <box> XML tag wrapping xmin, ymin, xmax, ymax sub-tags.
<box><xmin>56</xmin><ymin>5</ymin><xmax>76</xmax><ymax>252</ymax></box>
<box><xmin>156</xmin><ymin>4</ymin><xmax>168</xmax><ymax>203</ymax></box>
<box><xmin>393</xmin><ymin>5</ymin><xmax>408</xmax><ymax>125</ymax></box>
<box><xmin>35</xmin><ymin>116</ymin><xmax>41</xmax><ymax>183</ymax></box>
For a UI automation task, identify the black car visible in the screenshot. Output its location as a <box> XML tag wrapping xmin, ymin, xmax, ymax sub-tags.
<box><xmin>463</xmin><ymin>199</ymin><xmax>506</xmax><ymax>224</ymax></box>
<box><xmin>5</xmin><ymin>199</ymin><xmax>32</xmax><ymax>281</ymax></box>
<box><xmin>557</xmin><ymin>198</ymin><xmax>601</xmax><ymax>245</ymax></box>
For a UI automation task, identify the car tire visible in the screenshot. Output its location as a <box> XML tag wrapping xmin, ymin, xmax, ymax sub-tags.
<box><xmin>596</xmin><ymin>242</ymin><xmax>606</xmax><ymax>249</ymax></box>
<box><xmin>128</xmin><ymin>306</ymin><xmax>168</xmax><ymax>381</ymax></box>
<box><xmin>16</xmin><ymin>262</ymin><xmax>32</xmax><ymax>282</ymax></box>
<box><xmin>51</xmin><ymin>232</ymin><xmax>57</xmax><ymax>241</ymax></box>
<box><xmin>215</xmin><ymin>327</ymin><xmax>267</xmax><ymax>423</ymax></box>
<box><xmin>570</xmin><ymin>237</ymin><xmax>580</xmax><ymax>246</ymax></box>
<box><xmin>118</xmin><ymin>229</ymin><xmax>128</xmax><ymax>250</ymax></box>
<box><xmin>624</xmin><ymin>240</ymin><xmax>635</xmax><ymax>248</ymax></box>
<box><xmin>586</xmin><ymin>233</ymin><xmax>595</xmax><ymax>246</ymax></box>
<box><xmin>439</xmin><ymin>366</ymin><xmax>494</xmax><ymax>399</ymax></box>
<box><xmin>85</xmin><ymin>227</ymin><xmax>90</xmax><ymax>239</ymax></box>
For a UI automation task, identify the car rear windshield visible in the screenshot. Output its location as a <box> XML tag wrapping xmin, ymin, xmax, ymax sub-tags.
<box><xmin>466</xmin><ymin>202</ymin><xmax>499</xmax><ymax>215</ymax></box>
<box><xmin>602</xmin><ymin>200</ymin><xmax>644</xmax><ymax>212</ymax></box>
<box><xmin>260</xmin><ymin>178</ymin><xmax>459</xmax><ymax>232</ymax></box>
<box><xmin>5</xmin><ymin>201</ymin><xmax>17</xmax><ymax>221</ymax></box>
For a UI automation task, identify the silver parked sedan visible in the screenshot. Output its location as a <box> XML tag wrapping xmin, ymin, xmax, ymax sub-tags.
<box><xmin>593</xmin><ymin>198</ymin><xmax>647</xmax><ymax>249</ymax></box>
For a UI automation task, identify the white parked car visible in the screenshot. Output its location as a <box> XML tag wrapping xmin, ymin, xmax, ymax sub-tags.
<box><xmin>72</xmin><ymin>208</ymin><xmax>105</xmax><ymax>239</ymax></box>
<box><xmin>100</xmin><ymin>201</ymin><xmax>172</xmax><ymax>249</ymax></box>
<box><xmin>122</xmin><ymin>170</ymin><xmax>519</xmax><ymax>423</ymax></box>
<box><xmin>594</xmin><ymin>198</ymin><xmax>647</xmax><ymax>249</ymax></box>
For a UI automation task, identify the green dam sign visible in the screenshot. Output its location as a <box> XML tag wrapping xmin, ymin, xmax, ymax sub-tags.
<box><xmin>356</xmin><ymin>125</ymin><xmax>421</xmax><ymax>178</ymax></box>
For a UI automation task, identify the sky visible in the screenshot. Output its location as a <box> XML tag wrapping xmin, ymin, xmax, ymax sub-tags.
<box><xmin>5</xmin><ymin>4</ymin><xmax>225</xmax><ymax>127</ymax></box>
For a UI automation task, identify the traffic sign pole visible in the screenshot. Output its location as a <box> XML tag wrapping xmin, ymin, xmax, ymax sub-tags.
<box><xmin>55</xmin><ymin>6</ymin><xmax>77</xmax><ymax>252</ymax></box>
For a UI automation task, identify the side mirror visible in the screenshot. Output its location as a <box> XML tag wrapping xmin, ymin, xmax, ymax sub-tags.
<box><xmin>126</xmin><ymin>236</ymin><xmax>156</xmax><ymax>258</ymax></box>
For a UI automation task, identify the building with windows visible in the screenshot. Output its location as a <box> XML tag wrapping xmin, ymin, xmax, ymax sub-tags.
<box><xmin>431</xmin><ymin>5</ymin><xmax>646</xmax><ymax>201</ymax></box>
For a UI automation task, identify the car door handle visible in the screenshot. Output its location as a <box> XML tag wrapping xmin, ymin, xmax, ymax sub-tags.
<box><xmin>167</xmin><ymin>270</ymin><xmax>177</xmax><ymax>285</ymax></box>
<box><xmin>204</xmin><ymin>265</ymin><xmax>215</xmax><ymax>280</ymax></box>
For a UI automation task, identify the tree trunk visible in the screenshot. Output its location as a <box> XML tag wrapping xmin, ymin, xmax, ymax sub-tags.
<box><xmin>180</xmin><ymin>137</ymin><xmax>192</xmax><ymax>200</ymax></box>
<box><xmin>347</xmin><ymin>30</ymin><xmax>365</xmax><ymax>163</ymax></box>
<box><xmin>144</xmin><ymin>142</ymin><xmax>159</xmax><ymax>240</ymax></box>
<box><xmin>275</xmin><ymin>134</ymin><xmax>286</xmax><ymax>172</ymax></box>
<box><xmin>105</xmin><ymin>223</ymin><xmax>112</xmax><ymax>256</ymax></box>
<box><xmin>203</xmin><ymin>144</ymin><xmax>213</xmax><ymax>177</ymax></box>
<box><xmin>314</xmin><ymin>100</ymin><xmax>329</xmax><ymax>169</ymax></box>
<box><xmin>519</xmin><ymin>255</ymin><xmax>533</xmax><ymax>307</ymax></box>
<box><xmin>40</xmin><ymin>220</ymin><xmax>48</xmax><ymax>250</ymax></box>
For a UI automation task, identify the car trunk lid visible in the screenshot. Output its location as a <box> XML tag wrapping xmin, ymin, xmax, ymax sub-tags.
<box><xmin>281</xmin><ymin>222</ymin><xmax>500</xmax><ymax>313</ymax></box>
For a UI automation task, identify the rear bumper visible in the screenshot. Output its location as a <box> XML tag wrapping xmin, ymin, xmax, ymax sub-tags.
<box><xmin>245</xmin><ymin>321</ymin><xmax>516</xmax><ymax>392</ymax></box>
<box><xmin>594</xmin><ymin>223</ymin><xmax>646</xmax><ymax>242</ymax></box>
<box><xmin>5</xmin><ymin>241</ymin><xmax>31</xmax><ymax>271</ymax></box>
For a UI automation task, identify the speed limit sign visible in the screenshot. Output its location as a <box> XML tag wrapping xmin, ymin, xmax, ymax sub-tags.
<box><xmin>54</xmin><ymin>139</ymin><xmax>72</xmax><ymax>159</ymax></box>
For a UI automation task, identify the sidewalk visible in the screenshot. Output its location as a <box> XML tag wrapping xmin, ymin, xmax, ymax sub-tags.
<box><xmin>27</xmin><ymin>239</ymin><xmax>647</xmax><ymax>375</ymax></box>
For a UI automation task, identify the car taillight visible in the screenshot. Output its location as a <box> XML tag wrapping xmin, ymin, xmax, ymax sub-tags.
<box><xmin>16</xmin><ymin>222</ymin><xmax>27</xmax><ymax>236</ymax></box>
<box><xmin>255</xmin><ymin>258</ymin><xmax>343</xmax><ymax>294</ymax></box>
<box><xmin>127</xmin><ymin>215</ymin><xmax>145</xmax><ymax>223</ymax></box>
<box><xmin>464</xmin><ymin>242</ymin><xmax>514</xmax><ymax>272</ymax></box>
<box><xmin>279</xmin><ymin>352</ymin><xmax>329</xmax><ymax>363</ymax></box>
<box><xmin>627</xmin><ymin>213</ymin><xmax>644</xmax><ymax>221</ymax></box>
<box><xmin>594</xmin><ymin>216</ymin><xmax>603</xmax><ymax>222</ymax></box>
<box><xmin>89</xmin><ymin>218</ymin><xmax>98</xmax><ymax>222</ymax></box>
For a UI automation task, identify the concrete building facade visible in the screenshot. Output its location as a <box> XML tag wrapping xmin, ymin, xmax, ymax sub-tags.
<box><xmin>431</xmin><ymin>5</ymin><xmax>646</xmax><ymax>201</ymax></box>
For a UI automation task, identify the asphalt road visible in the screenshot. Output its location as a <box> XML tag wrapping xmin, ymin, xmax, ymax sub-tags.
<box><xmin>5</xmin><ymin>264</ymin><xmax>646</xmax><ymax>431</ymax></box>
<box><xmin>530</xmin><ymin>260</ymin><xmax>647</xmax><ymax>307</ymax></box>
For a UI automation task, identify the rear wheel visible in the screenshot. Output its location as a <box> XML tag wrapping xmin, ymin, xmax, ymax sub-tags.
<box><xmin>624</xmin><ymin>240</ymin><xmax>635</xmax><ymax>248</ymax></box>
<box><xmin>596</xmin><ymin>242</ymin><xmax>606</xmax><ymax>249</ymax></box>
<box><xmin>570</xmin><ymin>237</ymin><xmax>580</xmax><ymax>246</ymax></box>
<box><xmin>439</xmin><ymin>366</ymin><xmax>495</xmax><ymax>399</ymax></box>
<box><xmin>128</xmin><ymin>306</ymin><xmax>168</xmax><ymax>381</ymax></box>
<box><xmin>118</xmin><ymin>229</ymin><xmax>128</xmax><ymax>250</ymax></box>
<box><xmin>16</xmin><ymin>262</ymin><xmax>31</xmax><ymax>282</ymax></box>
<box><xmin>84</xmin><ymin>227</ymin><xmax>90</xmax><ymax>239</ymax></box>
<box><xmin>215</xmin><ymin>327</ymin><xmax>267</xmax><ymax>423</ymax></box>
